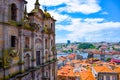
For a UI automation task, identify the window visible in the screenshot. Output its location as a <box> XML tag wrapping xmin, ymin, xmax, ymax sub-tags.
<box><xmin>51</xmin><ymin>40</ymin><xmax>53</xmax><ymax>47</ymax></box>
<box><xmin>46</xmin><ymin>72</ymin><xmax>48</xmax><ymax>77</ymax></box>
<box><xmin>11</xmin><ymin>36</ymin><xmax>16</xmax><ymax>47</ymax></box>
<box><xmin>25</xmin><ymin>37</ymin><xmax>30</xmax><ymax>48</ymax></box>
<box><xmin>45</xmin><ymin>51</ymin><xmax>48</xmax><ymax>62</ymax></box>
<box><xmin>106</xmin><ymin>76</ymin><xmax>110</xmax><ymax>80</ymax></box>
<box><xmin>52</xmin><ymin>68</ymin><xmax>54</xmax><ymax>76</ymax></box>
<box><xmin>51</xmin><ymin>23</ymin><xmax>53</xmax><ymax>29</ymax></box>
<box><xmin>45</xmin><ymin>39</ymin><xmax>47</xmax><ymax>49</ymax></box>
<box><xmin>53</xmin><ymin>23</ymin><xmax>55</xmax><ymax>30</ymax></box>
<box><xmin>24</xmin><ymin>54</ymin><xmax>30</xmax><ymax>69</ymax></box>
<box><xmin>100</xmin><ymin>76</ymin><xmax>104</xmax><ymax>80</ymax></box>
<box><xmin>36</xmin><ymin>51</ymin><xmax>40</xmax><ymax>65</ymax></box>
<box><xmin>11</xmin><ymin>3</ymin><xmax>17</xmax><ymax>21</ymax></box>
<box><xmin>0</xmin><ymin>62</ymin><xmax>2</xmax><ymax>68</ymax></box>
<box><xmin>37</xmin><ymin>73</ymin><xmax>40</xmax><ymax>80</ymax></box>
<box><xmin>112</xmin><ymin>76</ymin><xmax>117</xmax><ymax>80</ymax></box>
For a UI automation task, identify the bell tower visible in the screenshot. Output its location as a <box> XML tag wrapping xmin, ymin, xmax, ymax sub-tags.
<box><xmin>35</xmin><ymin>0</ymin><xmax>40</xmax><ymax>9</ymax></box>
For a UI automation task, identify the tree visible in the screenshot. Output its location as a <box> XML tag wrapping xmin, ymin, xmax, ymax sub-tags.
<box><xmin>106</xmin><ymin>58</ymin><xmax>111</xmax><ymax>61</ymax></box>
<box><xmin>78</xmin><ymin>43</ymin><xmax>96</xmax><ymax>49</ymax></box>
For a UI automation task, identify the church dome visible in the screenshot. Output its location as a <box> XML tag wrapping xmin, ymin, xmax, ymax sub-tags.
<box><xmin>44</xmin><ymin>12</ymin><xmax>51</xmax><ymax>18</ymax></box>
<box><xmin>31</xmin><ymin>9</ymin><xmax>39</xmax><ymax>13</ymax></box>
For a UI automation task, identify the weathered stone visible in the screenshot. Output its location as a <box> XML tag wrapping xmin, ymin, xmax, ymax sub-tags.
<box><xmin>0</xmin><ymin>0</ymin><xmax>57</xmax><ymax>80</ymax></box>
<box><xmin>0</xmin><ymin>26</ymin><xmax>3</xmax><ymax>37</ymax></box>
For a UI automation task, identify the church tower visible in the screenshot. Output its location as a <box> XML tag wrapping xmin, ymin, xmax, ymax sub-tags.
<box><xmin>35</xmin><ymin>0</ymin><xmax>40</xmax><ymax>9</ymax></box>
<box><xmin>0</xmin><ymin>0</ymin><xmax>57</xmax><ymax>80</ymax></box>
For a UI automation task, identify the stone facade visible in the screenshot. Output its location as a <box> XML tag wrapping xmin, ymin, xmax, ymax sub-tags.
<box><xmin>0</xmin><ymin>0</ymin><xmax>57</xmax><ymax>80</ymax></box>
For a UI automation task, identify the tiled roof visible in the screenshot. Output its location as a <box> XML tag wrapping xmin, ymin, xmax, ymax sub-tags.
<box><xmin>114</xmin><ymin>66</ymin><xmax>120</xmax><ymax>73</ymax></box>
<box><xmin>93</xmin><ymin>66</ymin><xmax>114</xmax><ymax>72</ymax></box>
<box><xmin>67</xmin><ymin>53</ymin><xmax>76</xmax><ymax>59</ymax></box>
<box><xmin>57</xmin><ymin>65</ymin><xmax>75</xmax><ymax>77</ymax></box>
<box><xmin>58</xmin><ymin>58</ymin><xmax>120</xmax><ymax>80</ymax></box>
<box><xmin>71</xmin><ymin>60</ymin><xmax>80</xmax><ymax>63</ymax></box>
<box><xmin>59</xmin><ymin>56</ymin><xmax>67</xmax><ymax>61</ymax></box>
<box><xmin>80</xmin><ymin>70</ymin><xmax>95</xmax><ymax>80</ymax></box>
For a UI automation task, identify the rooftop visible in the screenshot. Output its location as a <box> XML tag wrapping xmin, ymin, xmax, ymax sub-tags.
<box><xmin>93</xmin><ymin>65</ymin><xmax>114</xmax><ymax>73</ymax></box>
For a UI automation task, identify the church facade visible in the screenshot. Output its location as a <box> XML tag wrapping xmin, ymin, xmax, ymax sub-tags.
<box><xmin>0</xmin><ymin>0</ymin><xmax>57</xmax><ymax>80</ymax></box>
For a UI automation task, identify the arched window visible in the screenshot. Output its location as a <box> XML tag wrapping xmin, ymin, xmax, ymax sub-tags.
<box><xmin>24</xmin><ymin>54</ymin><xmax>30</xmax><ymax>69</ymax></box>
<box><xmin>11</xmin><ymin>3</ymin><xmax>17</xmax><ymax>21</ymax></box>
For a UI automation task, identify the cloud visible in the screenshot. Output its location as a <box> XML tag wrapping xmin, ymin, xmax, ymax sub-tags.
<box><xmin>48</xmin><ymin>11</ymin><xmax>71</xmax><ymax>24</ymax></box>
<box><xmin>26</xmin><ymin>0</ymin><xmax>34</xmax><ymax>12</ymax></box>
<box><xmin>101</xmin><ymin>12</ymin><xmax>109</xmax><ymax>15</ymax></box>
<box><xmin>58</xmin><ymin>0</ymin><xmax>101</xmax><ymax>14</ymax></box>
<box><xmin>26</xmin><ymin>0</ymin><xmax>102</xmax><ymax>14</ymax></box>
<box><xmin>85</xmin><ymin>28</ymin><xmax>120</xmax><ymax>42</ymax></box>
<box><xmin>56</xmin><ymin>16</ymin><xmax>120</xmax><ymax>43</ymax></box>
<box><xmin>25</xmin><ymin>0</ymin><xmax>120</xmax><ymax>43</ymax></box>
<box><xmin>84</xmin><ymin>18</ymin><xmax>104</xmax><ymax>23</ymax></box>
<box><xmin>39</xmin><ymin>0</ymin><xmax>69</xmax><ymax>6</ymax></box>
<box><xmin>26</xmin><ymin>0</ymin><xmax>68</xmax><ymax>12</ymax></box>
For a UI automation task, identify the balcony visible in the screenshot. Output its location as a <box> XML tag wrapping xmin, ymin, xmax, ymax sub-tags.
<box><xmin>0</xmin><ymin>57</ymin><xmax>57</xmax><ymax>79</ymax></box>
<box><xmin>41</xmin><ymin>58</ymin><xmax>58</xmax><ymax>67</ymax></box>
<box><xmin>43</xmin><ymin>26</ymin><xmax>54</xmax><ymax>34</ymax></box>
<box><xmin>42</xmin><ymin>76</ymin><xmax>50</xmax><ymax>80</ymax></box>
<box><xmin>23</xmin><ymin>48</ymin><xmax>32</xmax><ymax>52</ymax></box>
<box><xmin>9</xmin><ymin>67</ymin><xmax>36</xmax><ymax>80</ymax></box>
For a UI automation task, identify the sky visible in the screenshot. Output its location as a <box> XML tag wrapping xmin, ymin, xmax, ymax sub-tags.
<box><xmin>26</xmin><ymin>0</ymin><xmax>120</xmax><ymax>43</ymax></box>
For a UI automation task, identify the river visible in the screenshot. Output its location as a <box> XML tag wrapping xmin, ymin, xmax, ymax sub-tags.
<box><xmin>57</xmin><ymin>52</ymin><xmax>88</xmax><ymax>59</ymax></box>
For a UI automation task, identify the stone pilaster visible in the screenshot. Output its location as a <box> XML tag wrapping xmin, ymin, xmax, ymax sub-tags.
<box><xmin>31</xmin><ymin>32</ymin><xmax>36</xmax><ymax>67</ymax></box>
<box><xmin>19</xmin><ymin>29</ymin><xmax>24</xmax><ymax>72</ymax></box>
<box><xmin>48</xmin><ymin>34</ymin><xmax>51</xmax><ymax>79</ymax></box>
<box><xmin>41</xmin><ymin>32</ymin><xmax>45</xmax><ymax>79</ymax></box>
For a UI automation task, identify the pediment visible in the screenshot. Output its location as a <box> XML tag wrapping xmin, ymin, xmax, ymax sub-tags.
<box><xmin>36</xmin><ymin>9</ymin><xmax>44</xmax><ymax>19</ymax></box>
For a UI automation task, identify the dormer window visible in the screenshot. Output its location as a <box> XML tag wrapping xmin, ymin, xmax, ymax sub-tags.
<box><xmin>11</xmin><ymin>3</ymin><xmax>17</xmax><ymax>21</ymax></box>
